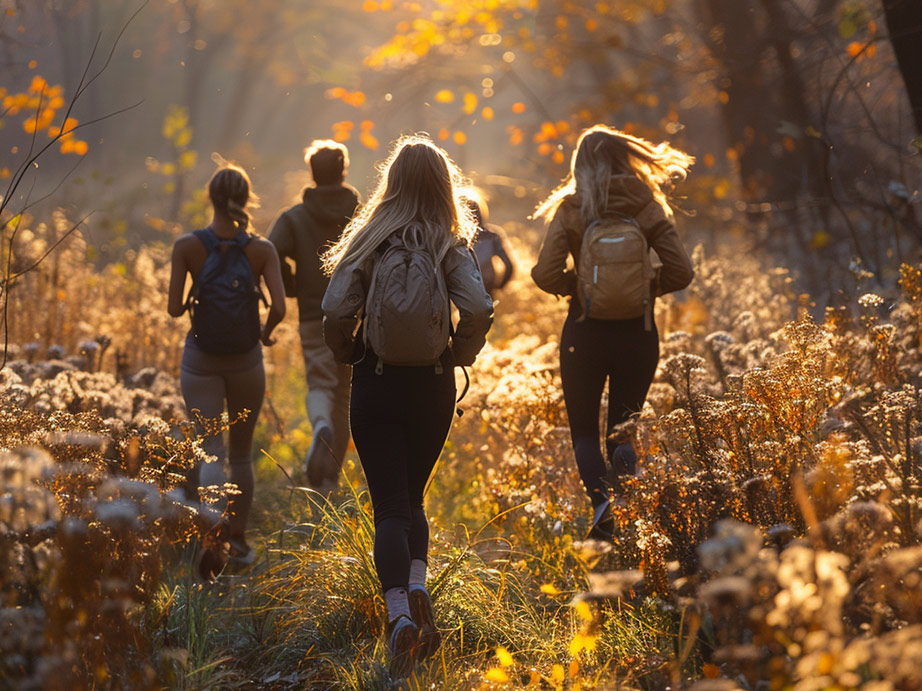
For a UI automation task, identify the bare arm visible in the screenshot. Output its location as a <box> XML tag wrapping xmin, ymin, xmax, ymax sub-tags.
<box><xmin>258</xmin><ymin>240</ymin><xmax>287</xmax><ymax>345</ymax></box>
<box><xmin>167</xmin><ymin>237</ymin><xmax>191</xmax><ymax>318</ymax></box>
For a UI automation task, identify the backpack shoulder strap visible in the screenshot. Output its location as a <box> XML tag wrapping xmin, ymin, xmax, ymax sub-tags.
<box><xmin>192</xmin><ymin>227</ymin><xmax>219</xmax><ymax>253</ymax></box>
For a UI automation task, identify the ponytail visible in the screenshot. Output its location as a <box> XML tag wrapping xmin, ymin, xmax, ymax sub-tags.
<box><xmin>208</xmin><ymin>164</ymin><xmax>259</xmax><ymax>233</ymax></box>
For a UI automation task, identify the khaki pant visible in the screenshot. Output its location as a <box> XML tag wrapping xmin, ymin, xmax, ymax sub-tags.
<box><xmin>299</xmin><ymin>320</ymin><xmax>352</xmax><ymax>469</ymax></box>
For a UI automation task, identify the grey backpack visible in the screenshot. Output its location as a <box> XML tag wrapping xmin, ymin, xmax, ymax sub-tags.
<box><xmin>364</xmin><ymin>225</ymin><xmax>450</xmax><ymax>373</ymax></box>
<box><xmin>577</xmin><ymin>215</ymin><xmax>654</xmax><ymax>328</ymax></box>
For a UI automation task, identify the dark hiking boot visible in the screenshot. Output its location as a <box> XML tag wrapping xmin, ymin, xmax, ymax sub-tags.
<box><xmin>305</xmin><ymin>425</ymin><xmax>337</xmax><ymax>490</ymax></box>
<box><xmin>387</xmin><ymin>614</ymin><xmax>419</xmax><ymax>679</ymax></box>
<box><xmin>587</xmin><ymin>502</ymin><xmax>615</xmax><ymax>542</ymax></box>
<box><xmin>408</xmin><ymin>588</ymin><xmax>441</xmax><ymax>660</ymax></box>
<box><xmin>228</xmin><ymin>534</ymin><xmax>255</xmax><ymax>567</ymax></box>
<box><xmin>197</xmin><ymin>521</ymin><xmax>230</xmax><ymax>582</ymax></box>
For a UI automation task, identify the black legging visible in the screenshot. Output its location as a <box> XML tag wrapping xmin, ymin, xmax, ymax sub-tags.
<box><xmin>350</xmin><ymin>350</ymin><xmax>456</xmax><ymax>592</ymax></box>
<box><xmin>559</xmin><ymin>304</ymin><xmax>659</xmax><ymax>507</ymax></box>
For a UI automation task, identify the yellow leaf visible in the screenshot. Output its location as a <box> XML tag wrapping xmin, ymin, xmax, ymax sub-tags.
<box><xmin>435</xmin><ymin>89</ymin><xmax>455</xmax><ymax>103</ymax></box>
<box><xmin>453</xmin><ymin>130</ymin><xmax>467</xmax><ymax>145</ymax></box>
<box><xmin>572</xmin><ymin>600</ymin><xmax>592</xmax><ymax>622</ymax></box>
<box><xmin>482</xmin><ymin>106</ymin><xmax>494</xmax><ymax>121</ymax></box>
<box><xmin>551</xmin><ymin>664</ymin><xmax>565</xmax><ymax>684</ymax></box>
<box><xmin>540</xmin><ymin>583</ymin><xmax>560</xmax><ymax>595</ymax></box>
<box><xmin>179</xmin><ymin>150</ymin><xmax>197</xmax><ymax>169</ymax></box>
<box><xmin>161</xmin><ymin>162</ymin><xmax>176</xmax><ymax>176</ymax></box>
<box><xmin>72</xmin><ymin>140</ymin><xmax>88</xmax><ymax>156</ymax></box>
<box><xmin>512</xmin><ymin>102</ymin><xmax>526</xmax><ymax>114</ymax></box>
<box><xmin>462</xmin><ymin>92</ymin><xmax>478</xmax><ymax>115</ymax></box>
<box><xmin>437</xmin><ymin>128</ymin><xmax>450</xmax><ymax>141</ymax></box>
<box><xmin>495</xmin><ymin>646</ymin><xmax>513</xmax><ymax>667</ymax></box>
<box><xmin>569</xmin><ymin>632</ymin><xmax>597</xmax><ymax>656</ymax></box>
<box><xmin>484</xmin><ymin>667</ymin><xmax>509</xmax><ymax>683</ymax></box>
<box><xmin>552</xmin><ymin>150</ymin><xmax>565</xmax><ymax>164</ymax></box>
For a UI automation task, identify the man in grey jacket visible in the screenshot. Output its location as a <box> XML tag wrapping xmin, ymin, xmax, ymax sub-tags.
<box><xmin>269</xmin><ymin>140</ymin><xmax>360</xmax><ymax>491</ymax></box>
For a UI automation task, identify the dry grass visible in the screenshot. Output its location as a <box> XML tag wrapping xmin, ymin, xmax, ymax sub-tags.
<box><xmin>2</xmin><ymin>214</ymin><xmax>922</xmax><ymax>689</ymax></box>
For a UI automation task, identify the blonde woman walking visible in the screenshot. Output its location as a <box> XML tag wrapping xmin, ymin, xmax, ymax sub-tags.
<box><xmin>532</xmin><ymin>125</ymin><xmax>694</xmax><ymax>540</ymax></box>
<box><xmin>321</xmin><ymin>136</ymin><xmax>493</xmax><ymax>678</ymax></box>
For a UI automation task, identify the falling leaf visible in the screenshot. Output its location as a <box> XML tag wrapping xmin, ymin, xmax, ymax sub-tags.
<box><xmin>512</xmin><ymin>102</ymin><xmax>526</xmax><ymax>114</ymax></box>
<box><xmin>435</xmin><ymin>89</ymin><xmax>455</xmax><ymax>103</ymax></box>
<box><xmin>495</xmin><ymin>646</ymin><xmax>514</xmax><ymax>667</ymax></box>
<box><xmin>540</xmin><ymin>583</ymin><xmax>560</xmax><ymax>595</ymax></box>
<box><xmin>453</xmin><ymin>130</ymin><xmax>467</xmax><ymax>145</ymax></box>
<box><xmin>462</xmin><ymin>92</ymin><xmax>478</xmax><ymax>115</ymax></box>
<box><xmin>482</xmin><ymin>106</ymin><xmax>494</xmax><ymax>120</ymax></box>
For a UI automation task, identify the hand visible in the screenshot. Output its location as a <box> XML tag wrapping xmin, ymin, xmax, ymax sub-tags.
<box><xmin>260</xmin><ymin>327</ymin><xmax>276</xmax><ymax>347</ymax></box>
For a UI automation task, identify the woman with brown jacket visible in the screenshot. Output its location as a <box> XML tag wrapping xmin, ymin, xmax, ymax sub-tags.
<box><xmin>532</xmin><ymin>125</ymin><xmax>694</xmax><ymax>540</ymax></box>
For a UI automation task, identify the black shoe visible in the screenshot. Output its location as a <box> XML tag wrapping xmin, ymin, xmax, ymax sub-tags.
<box><xmin>408</xmin><ymin>588</ymin><xmax>441</xmax><ymax>660</ymax></box>
<box><xmin>197</xmin><ymin>521</ymin><xmax>230</xmax><ymax>581</ymax></box>
<box><xmin>387</xmin><ymin>614</ymin><xmax>419</xmax><ymax>679</ymax></box>
<box><xmin>305</xmin><ymin>425</ymin><xmax>336</xmax><ymax>489</ymax></box>
<box><xmin>587</xmin><ymin>502</ymin><xmax>615</xmax><ymax>541</ymax></box>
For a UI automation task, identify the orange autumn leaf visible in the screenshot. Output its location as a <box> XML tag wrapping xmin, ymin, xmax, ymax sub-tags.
<box><xmin>434</xmin><ymin>89</ymin><xmax>455</xmax><ymax>103</ymax></box>
<box><xmin>360</xmin><ymin>130</ymin><xmax>379</xmax><ymax>149</ymax></box>
<box><xmin>453</xmin><ymin>130</ymin><xmax>467</xmax><ymax>145</ymax></box>
<box><xmin>511</xmin><ymin>101</ymin><xmax>526</xmax><ymax>114</ymax></box>
<box><xmin>702</xmin><ymin>663</ymin><xmax>721</xmax><ymax>679</ymax></box>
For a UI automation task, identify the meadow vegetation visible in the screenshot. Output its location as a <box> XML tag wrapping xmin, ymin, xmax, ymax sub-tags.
<box><xmin>2</xmin><ymin>214</ymin><xmax>922</xmax><ymax>690</ymax></box>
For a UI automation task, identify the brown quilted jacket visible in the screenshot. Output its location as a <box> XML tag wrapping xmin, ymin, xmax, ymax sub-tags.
<box><xmin>531</xmin><ymin>174</ymin><xmax>694</xmax><ymax>301</ymax></box>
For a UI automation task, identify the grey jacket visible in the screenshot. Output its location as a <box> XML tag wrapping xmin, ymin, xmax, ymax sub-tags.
<box><xmin>322</xmin><ymin>244</ymin><xmax>494</xmax><ymax>367</ymax></box>
<box><xmin>532</xmin><ymin>174</ymin><xmax>694</xmax><ymax>301</ymax></box>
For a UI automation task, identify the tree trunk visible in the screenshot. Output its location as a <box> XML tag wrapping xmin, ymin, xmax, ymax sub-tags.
<box><xmin>881</xmin><ymin>0</ymin><xmax>922</xmax><ymax>134</ymax></box>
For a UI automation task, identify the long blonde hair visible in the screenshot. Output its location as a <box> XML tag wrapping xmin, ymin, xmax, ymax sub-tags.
<box><xmin>321</xmin><ymin>135</ymin><xmax>477</xmax><ymax>275</ymax></box>
<box><xmin>533</xmin><ymin>124</ymin><xmax>694</xmax><ymax>223</ymax></box>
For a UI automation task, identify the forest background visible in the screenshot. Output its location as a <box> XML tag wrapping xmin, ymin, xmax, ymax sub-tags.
<box><xmin>2</xmin><ymin>0</ymin><xmax>922</xmax><ymax>689</ymax></box>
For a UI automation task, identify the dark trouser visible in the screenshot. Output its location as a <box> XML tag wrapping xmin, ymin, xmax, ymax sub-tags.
<box><xmin>349</xmin><ymin>352</ymin><xmax>456</xmax><ymax>592</ymax></box>
<box><xmin>559</xmin><ymin>308</ymin><xmax>659</xmax><ymax>507</ymax></box>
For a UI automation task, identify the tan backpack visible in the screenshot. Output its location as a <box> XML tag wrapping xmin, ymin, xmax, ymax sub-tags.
<box><xmin>576</xmin><ymin>215</ymin><xmax>654</xmax><ymax>328</ymax></box>
<box><xmin>363</xmin><ymin>225</ymin><xmax>450</xmax><ymax>373</ymax></box>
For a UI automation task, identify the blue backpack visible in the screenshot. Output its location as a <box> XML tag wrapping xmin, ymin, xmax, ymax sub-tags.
<box><xmin>188</xmin><ymin>228</ymin><xmax>264</xmax><ymax>354</ymax></box>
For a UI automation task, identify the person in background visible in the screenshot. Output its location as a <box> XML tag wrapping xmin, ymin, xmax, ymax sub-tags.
<box><xmin>268</xmin><ymin>140</ymin><xmax>360</xmax><ymax>492</ymax></box>
<box><xmin>531</xmin><ymin>124</ymin><xmax>694</xmax><ymax>541</ymax></box>
<box><xmin>321</xmin><ymin>136</ymin><xmax>493</xmax><ymax>678</ymax></box>
<box><xmin>467</xmin><ymin>191</ymin><xmax>514</xmax><ymax>298</ymax></box>
<box><xmin>168</xmin><ymin>164</ymin><xmax>286</xmax><ymax>574</ymax></box>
